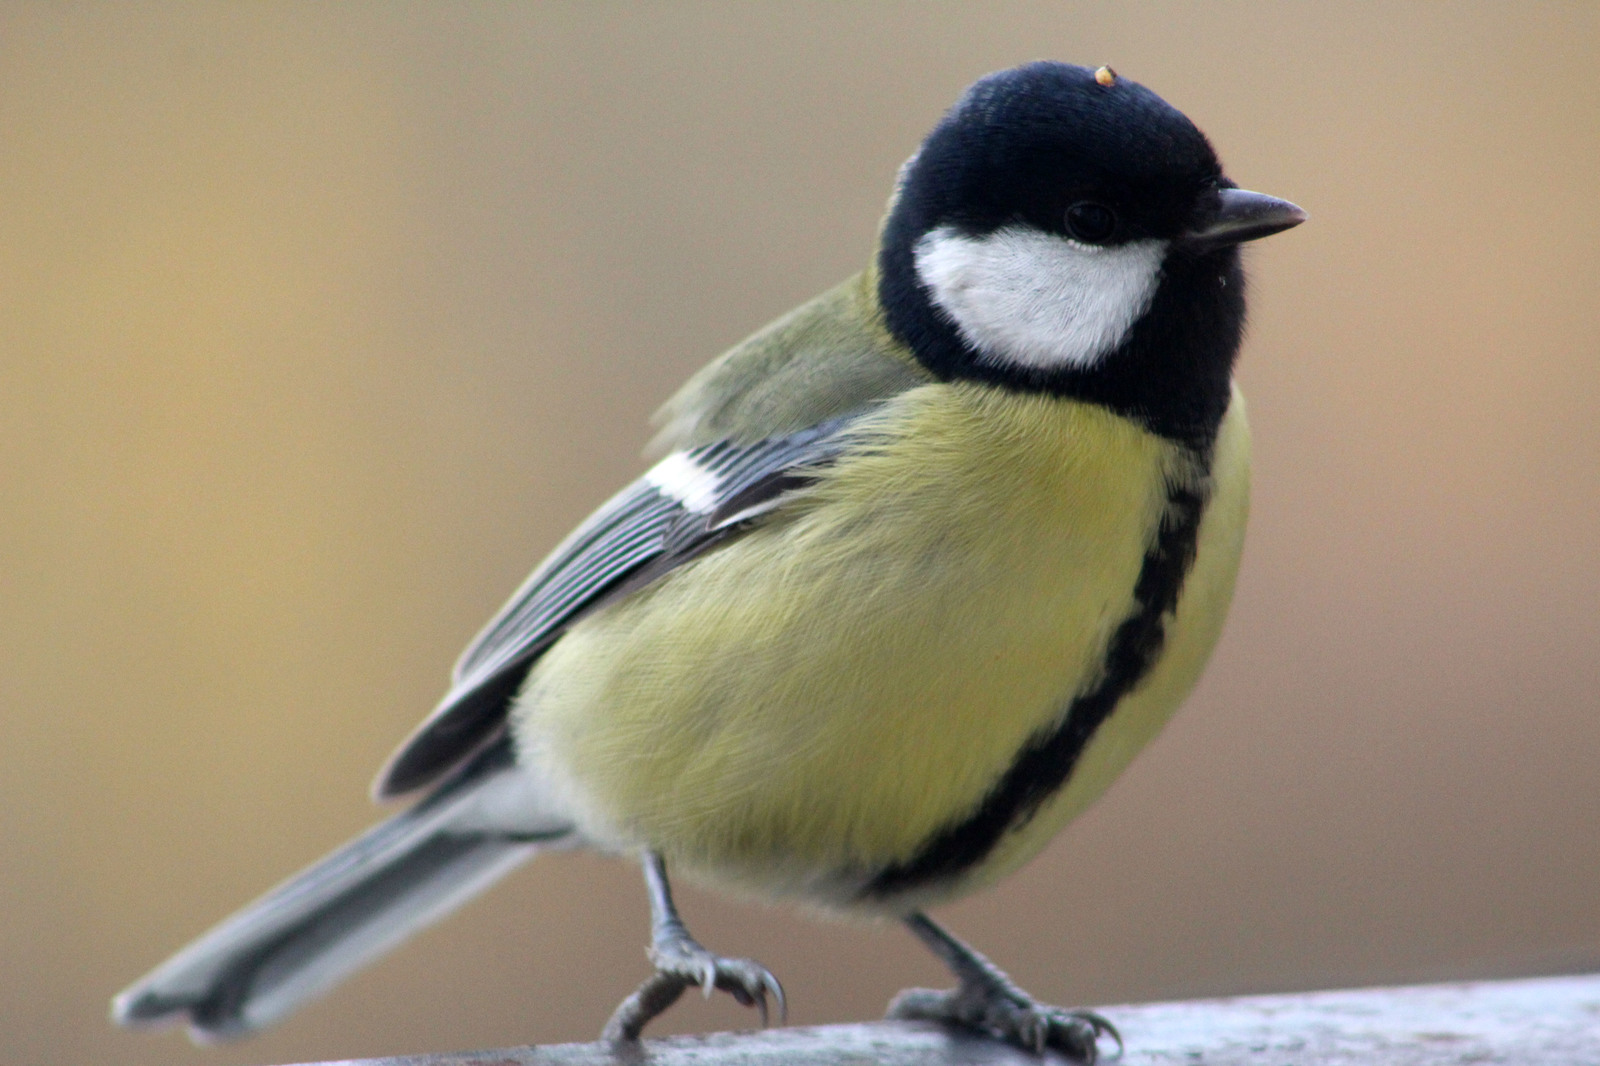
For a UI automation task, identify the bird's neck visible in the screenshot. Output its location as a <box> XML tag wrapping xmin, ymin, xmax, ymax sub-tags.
<box><xmin>877</xmin><ymin>229</ymin><xmax>1246</xmax><ymax>449</ymax></box>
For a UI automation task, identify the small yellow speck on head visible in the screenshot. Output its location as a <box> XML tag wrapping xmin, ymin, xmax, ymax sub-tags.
<box><xmin>1094</xmin><ymin>65</ymin><xmax>1117</xmax><ymax>87</ymax></box>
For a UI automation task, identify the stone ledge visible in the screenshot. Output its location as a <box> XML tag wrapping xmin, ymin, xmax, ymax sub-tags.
<box><xmin>308</xmin><ymin>973</ymin><xmax>1600</xmax><ymax>1066</ymax></box>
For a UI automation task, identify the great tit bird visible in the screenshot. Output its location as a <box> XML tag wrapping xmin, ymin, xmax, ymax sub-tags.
<box><xmin>114</xmin><ymin>61</ymin><xmax>1303</xmax><ymax>1060</ymax></box>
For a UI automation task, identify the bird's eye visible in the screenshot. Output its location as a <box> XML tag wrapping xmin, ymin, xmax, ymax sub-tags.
<box><xmin>1065</xmin><ymin>201</ymin><xmax>1117</xmax><ymax>244</ymax></box>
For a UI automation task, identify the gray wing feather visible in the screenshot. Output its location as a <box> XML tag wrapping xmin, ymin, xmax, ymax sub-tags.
<box><xmin>374</xmin><ymin>415</ymin><xmax>865</xmax><ymax>799</ymax></box>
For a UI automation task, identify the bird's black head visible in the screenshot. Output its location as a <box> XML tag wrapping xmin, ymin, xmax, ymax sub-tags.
<box><xmin>879</xmin><ymin>62</ymin><xmax>1304</xmax><ymax>447</ymax></box>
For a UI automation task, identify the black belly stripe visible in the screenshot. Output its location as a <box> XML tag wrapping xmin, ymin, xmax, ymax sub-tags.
<box><xmin>861</xmin><ymin>458</ymin><xmax>1211</xmax><ymax>900</ymax></box>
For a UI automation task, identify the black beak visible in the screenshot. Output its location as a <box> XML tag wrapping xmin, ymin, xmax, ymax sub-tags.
<box><xmin>1183</xmin><ymin>188</ymin><xmax>1307</xmax><ymax>252</ymax></box>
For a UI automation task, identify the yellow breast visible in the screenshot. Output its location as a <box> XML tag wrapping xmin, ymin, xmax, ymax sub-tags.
<box><xmin>513</xmin><ymin>382</ymin><xmax>1249</xmax><ymax>911</ymax></box>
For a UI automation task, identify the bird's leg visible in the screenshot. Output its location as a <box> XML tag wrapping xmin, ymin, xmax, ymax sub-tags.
<box><xmin>601</xmin><ymin>850</ymin><xmax>785</xmax><ymax>1043</ymax></box>
<box><xmin>887</xmin><ymin>912</ymin><xmax>1120</xmax><ymax>1063</ymax></box>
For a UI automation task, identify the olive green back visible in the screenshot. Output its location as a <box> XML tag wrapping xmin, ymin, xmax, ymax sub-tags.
<box><xmin>648</xmin><ymin>268</ymin><xmax>931</xmax><ymax>455</ymax></box>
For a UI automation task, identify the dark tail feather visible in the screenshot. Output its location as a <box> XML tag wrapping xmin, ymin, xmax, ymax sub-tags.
<box><xmin>112</xmin><ymin>742</ymin><xmax>570</xmax><ymax>1041</ymax></box>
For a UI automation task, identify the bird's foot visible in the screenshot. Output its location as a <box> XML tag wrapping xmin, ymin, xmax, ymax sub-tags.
<box><xmin>888</xmin><ymin>983</ymin><xmax>1120</xmax><ymax>1062</ymax></box>
<box><xmin>602</xmin><ymin>934</ymin><xmax>785</xmax><ymax>1044</ymax></box>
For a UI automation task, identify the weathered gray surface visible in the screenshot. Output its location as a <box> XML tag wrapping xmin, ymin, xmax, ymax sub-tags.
<box><xmin>310</xmin><ymin>973</ymin><xmax>1600</xmax><ymax>1066</ymax></box>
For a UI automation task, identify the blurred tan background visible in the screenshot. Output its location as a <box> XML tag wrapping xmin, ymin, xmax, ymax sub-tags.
<box><xmin>3</xmin><ymin>3</ymin><xmax>1598</xmax><ymax>1064</ymax></box>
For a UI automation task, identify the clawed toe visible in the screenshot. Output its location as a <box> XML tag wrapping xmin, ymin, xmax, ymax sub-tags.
<box><xmin>603</xmin><ymin>939</ymin><xmax>785</xmax><ymax>1044</ymax></box>
<box><xmin>1024</xmin><ymin>1004</ymin><xmax>1120</xmax><ymax>1061</ymax></box>
<box><xmin>889</xmin><ymin>913</ymin><xmax>1120</xmax><ymax>1061</ymax></box>
<box><xmin>653</xmin><ymin>944</ymin><xmax>785</xmax><ymax>1024</ymax></box>
<box><xmin>888</xmin><ymin>985</ymin><xmax>1119</xmax><ymax>1062</ymax></box>
<box><xmin>604</xmin><ymin>851</ymin><xmax>787</xmax><ymax>1044</ymax></box>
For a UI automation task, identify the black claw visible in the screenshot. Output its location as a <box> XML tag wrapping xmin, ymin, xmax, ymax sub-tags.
<box><xmin>1088</xmin><ymin>1011</ymin><xmax>1123</xmax><ymax>1059</ymax></box>
<box><xmin>768</xmin><ymin>974</ymin><xmax>788</xmax><ymax>1026</ymax></box>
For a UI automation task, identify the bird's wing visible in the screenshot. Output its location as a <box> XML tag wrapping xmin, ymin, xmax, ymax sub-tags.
<box><xmin>374</xmin><ymin>416</ymin><xmax>866</xmax><ymax>799</ymax></box>
<box><xmin>378</xmin><ymin>269</ymin><xmax>929</xmax><ymax>799</ymax></box>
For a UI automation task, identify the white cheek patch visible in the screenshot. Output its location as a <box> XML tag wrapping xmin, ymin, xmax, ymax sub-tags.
<box><xmin>645</xmin><ymin>451</ymin><xmax>721</xmax><ymax>513</ymax></box>
<box><xmin>914</xmin><ymin>224</ymin><xmax>1167</xmax><ymax>371</ymax></box>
